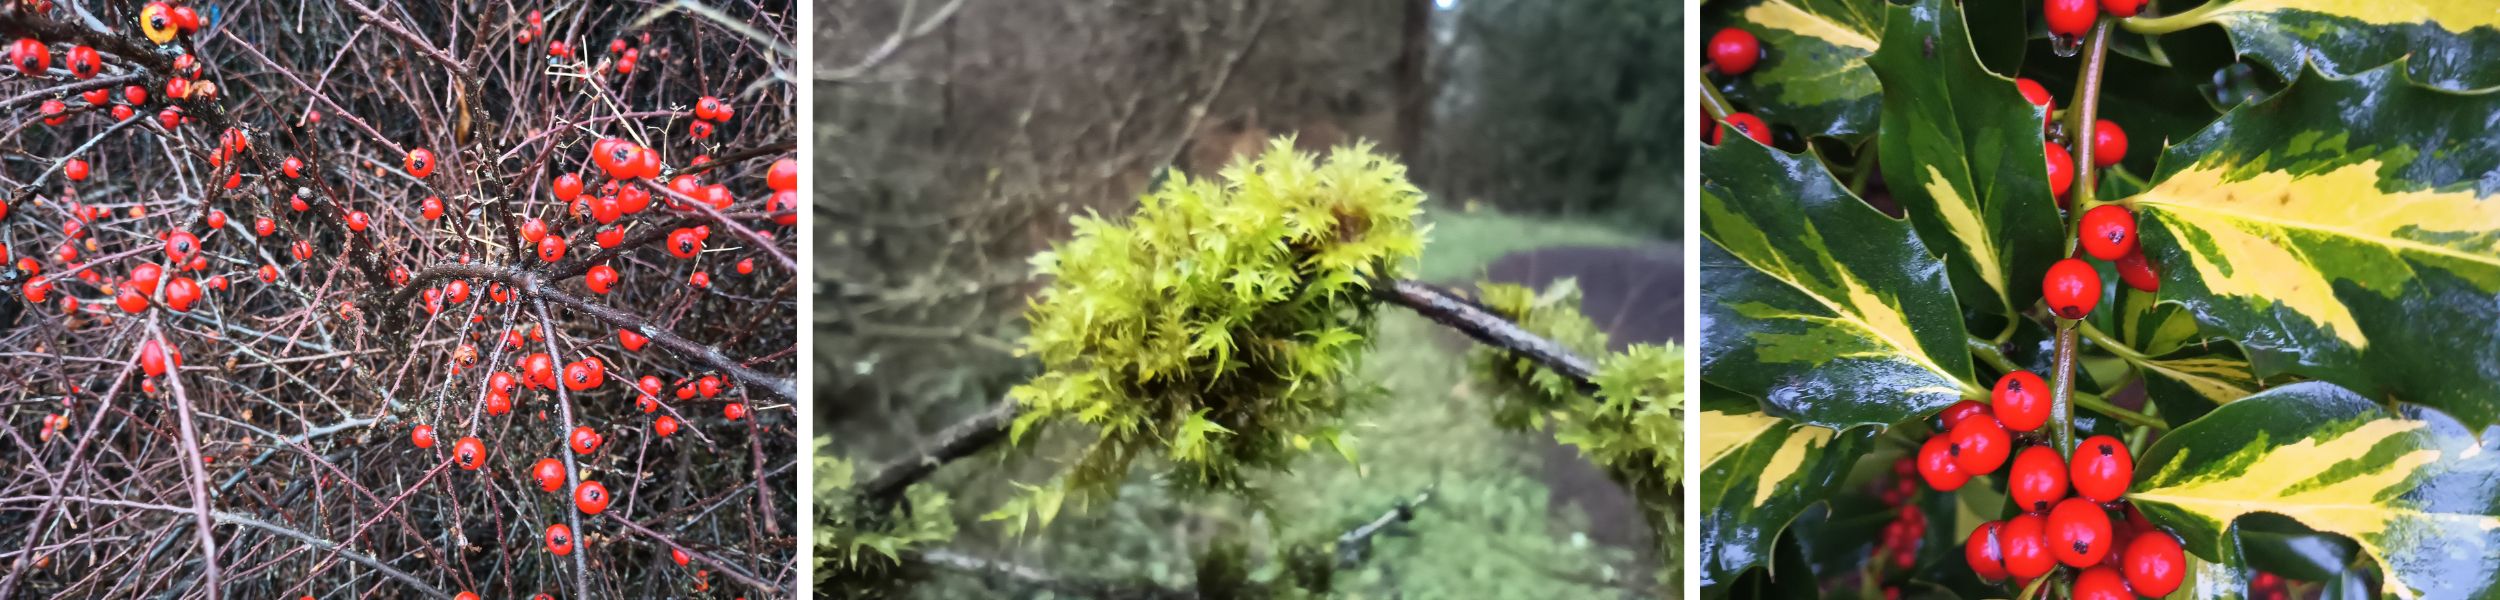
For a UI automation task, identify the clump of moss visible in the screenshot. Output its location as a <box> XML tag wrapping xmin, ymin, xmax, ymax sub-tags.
<box><xmin>816</xmin><ymin>437</ymin><xmax>957</xmax><ymax>596</ymax></box>
<box><xmin>1007</xmin><ymin>138</ymin><xmax>1428</xmax><ymax>501</ymax></box>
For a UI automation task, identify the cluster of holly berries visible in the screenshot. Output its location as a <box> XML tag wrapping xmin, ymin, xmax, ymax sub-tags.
<box><xmin>1866</xmin><ymin>458</ymin><xmax>1934</xmax><ymax>598</ymax></box>
<box><xmin>1916</xmin><ymin>371</ymin><xmax>2183</xmax><ymax>598</ymax></box>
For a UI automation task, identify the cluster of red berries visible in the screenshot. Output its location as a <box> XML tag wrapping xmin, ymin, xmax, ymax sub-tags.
<box><xmin>1862</xmin><ymin>458</ymin><xmax>1934</xmax><ymax>598</ymax></box>
<box><xmin>688</xmin><ymin>95</ymin><xmax>735</xmax><ymax>139</ymax></box>
<box><xmin>1916</xmin><ymin>372</ymin><xmax>2183</xmax><ymax>598</ymax></box>
<box><xmin>136</xmin><ymin>2</ymin><xmax>208</xmax><ymax>45</ymax></box>
<box><xmin>2044</xmin><ymin>0</ymin><xmax>2149</xmax><ymax>41</ymax></box>
<box><xmin>1701</xmin><ymin>27</ymin><xmax>1772</xmax><ymax>147</ymax></box>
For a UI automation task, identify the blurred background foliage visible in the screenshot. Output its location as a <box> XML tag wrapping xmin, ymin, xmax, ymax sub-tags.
<box><xmin>819</xmin><ymin>0</ymin><xmax>1683</xmax><ymax>596</ymax></box>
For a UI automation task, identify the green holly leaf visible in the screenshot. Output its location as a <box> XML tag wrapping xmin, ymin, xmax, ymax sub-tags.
<box><xmin>1704</xmin><ymin>0</ymin><xmax>1889</xmax><ymax>140</ymax></box>
<box><xmin>2139</xmin><ymin>0</ymin><xmax>2500</xmax><ymax>91</ymax></box>
<box><xmin>1867</xmin><ymin>0</ymin><xmax>2068</xmax><ymax>319</ymax></box>
<box><xmin>2129</xmin><ymin>381</ymin><xmax>2500</xmax><ymax>599</ymax></box>
<box><xmin>1701</xmin><ymin>135</ymin><xmax>1978</xmax><ymax>429</ymax></box>
<box><xmin>1696</xmin><ymin>388</ymin><xmax>1879</xmax><ymax>593</ymax></box>
<box><xmin>2126</xmin><ymin>62</ymin><xmax>2500</xmax><ymax>428</ymax></box>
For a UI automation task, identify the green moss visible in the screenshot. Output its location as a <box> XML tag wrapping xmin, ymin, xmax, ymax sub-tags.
<box><xmin>816</xmin><ymin>437</ymin><xmax>958</xmax><ymax>595</ymax></box>
<box><xmin>1005</xmin><ymin>139</ymin><xmax>1428</xmax><ymax>502</ymax></box>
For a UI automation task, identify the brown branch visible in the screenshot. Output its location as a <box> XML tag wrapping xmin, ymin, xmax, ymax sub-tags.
<box><xmin>601</xmin><ymin>513</ymin><xmax>787</xmax><ymax>596</ymax></box>
<box><xmin>393</xmin><ymin>263</ymin><xmax>796</xmax><ymax>400</ymax></box>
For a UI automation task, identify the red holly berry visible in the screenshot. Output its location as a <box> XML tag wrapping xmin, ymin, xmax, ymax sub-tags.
<box><xmin>65</xmin><ymin>45</ymin><xmax>99</xmax><ymax>79</ymax></box>
<box><xmin>484</xmin><ymin>390</ymin><xmax>512</xmax><ymax>416</ymax></box>
<box><xmin>1991</xmin><ymin>370</ymin><xmax>2051</xmax><ymax>432</ymax></box>
<box><xmin>568</xmin><ymin>426</ymin><xmax>602</xmax><ymax>454</ymax></box>
<box><xmin>280</xmin><ymin>156</ymin><xmax>303</xmax><ymax>178</ymax></box>
<box><xmin>139</xmin><ymin>339</ymin><xmax>173</xmax><ymax>376</ymax></box>
<box><xmin>766</xmin><ymin>157</ymin><xmax>797</xmax><ymax>192</ymax></box>
<box><xmin>410</xmin><ymin>425</ymin><xmax>437</xmax><ymax>449</ymax></box>
<box><xmin>1964</xmin><ymin>520</ymin><xmax>2009</xmax><ymax>582</ymax></box>
<box><xmin>1714</xmin><ymin>112</ymin><xmax>1772</xmax><ymax>146</ymax></box>
<box><xmin>574</xmin><ymin>480</ymin><xmax>610</xmax><ymax>514</ymax></box>
<box><xmin>258</xmin><ymin>264</ymin><xmax>279</xmax><ymax>283</ymax></box>
<box><xmin>545</xmin><ymin>523</ymin><xmax>574</xmax><ymax>556</ymax></box>
<box><xmin>2079</xmin><ymin>205</ymin><xmax>2137</xmax><ymax>261</ymax></box>
<box><xmin>2047</xmin><ymin>497</ymin><xmax>2113</xmax><ymax>567</ymax></box>
<box><xmin>445</xmin><ymin>279</ymin><xmax>472</xmax><ymax>304</ymax></box>
<box><xmin>2091</xmin><ymin>119</ymin><xmax>2128</xmax><ymax>168</ymax></box>
<box><xmin>2102</xmin><ymin>0</ymin><xmax>2148</xmax><ymax>18</ymax></box>
<box><xmin>694</xmin><ymin>96</ymin><xmax>727</xmax><ymax>121</ymax></box>
<box><xmin>654</xmin><ymin>415</ymin><xmax>678</xmax><ymax>438</ymax></box>
<box><xmin>62</xmin><ymin>159</ymin><xmax>88</xmax><ymax>181</ymax></box>
<box><xmin>405</xmin><ymin>147</ymin><xmax>436</xmax><ymax>178</ymax></box>
<box><xmin>532</xmin><ymin>457</ymin><xmax>567</xmax><ymax>492</ymax></box>
<box><xmin>1915</xmin><ymin>435</ymin><xmax>1969</xmax><ymax>491</ymax></box>
<box><xmin>2044</xmin><ymin>0</ymin><xmax>2099</xmax><ymax>38</ymax></box>
<box><xmin>83</xmin><ymin>88</ymin><xmax>110</xmax><ymax>106</ymax></box>
<box><xmin>523</xmin><ymin>353</ymin><xmax>557</xmax><ymax>388</ymax></box>
<box><xmin>585</xmin><ymin>264</ymin><xmax>619</xmax><ymax>294</ymax></box>
<box><xmin>562</xmin><ymin>360</ymin><xmax>603</xmax><ymax>391</ymax></box>
<box><xmin>254</xmin><ymin>216</ymin><xmax>276</xmax><ymax>236</ymax></box>
<box><xmin>205</xmin><ymin>210</ymin><xmax>227</xmax><ymax>230</ymax></box>
<box><xmin>2114</xmin><ymin>246</ymin><xmax>2159</xmax><ymax>292</ymax></box>
<box><xmin>697</xmin><ymin>376</ymin><xmax>723</xmax><ymax>399</ymax></box>
<box><xmin>2042</xmin><ymin>258</ymin><xmax>2101</xmax><ymax>319</ymax></box>
<box><xmin>1948</xmin><ymin>414</ymin><xmax>2011</xmax><ymax>474</ymax></box>
<box><xmin>724</xmin><ymin>403</ymin><xmax>747</xmax><ymax>421</ymax></box>
<box><xmin>12</xmin><ymin>38</ymin><xmax>51</xmax><ymax>76</ymax></box>
<box><xmin>115</xmin><ymin>286</ymin><xmax>150</xmax><ymax>313</ymax></box>
<box><xmin>452</xmin><ymin>437</ymin><xmax>486</xmax><ymax>470</ymax></box>
<box><xmin>39</xmin><ymin>99</ymin><xmax>67</xmax><ymax>126</ymax></box>
<box><xmin>520</xmin><ymin>218</ymin><xmax>548</xmax><ymax>244</ymax></box>
<box><xmin>2122</xmin><ymin>530</ymin><xmax>2185</xmax><ymax>596</ymax></box>
<box><xmin>688</xmin><ymin>271</ymin><xmax>711</xmax><ymax>288</ymax></box>
<box><xmin>2071</xmin><ymin>434</ymin><xmax>2134</xmax><ymax>503</ymax></box>
<box><xmin>618</xmin><ymin>329</ymin><xmax>648</xmax><ymax>352</ymax></box>
<box><xmin>537</xmin><ymin>235</ymin><xmax>567</xmax><ymax>263</ymax></box>
<box><xmin>673</xmin><ymin>548</ymin><xmax>691</xmax><ymax>566</ymax></box>
<box><xmin>2007</xmin><ymin>445</ymin><xmax>2069</xmax><ymax>513</ymax></box>
<box><xmin>2045</xmin><ymin>142</ymin><xmax>2075</xmax><ymax>202</ymax></box>
<box><xmin>1707</xmin><ymin>28</ymin><xmax>1760</xmax><ymax>76</ymax></box>
<box><xmin>346</xmin><ymin>211</ymin><xmax>372</xmax><ymax>232</ymax></box>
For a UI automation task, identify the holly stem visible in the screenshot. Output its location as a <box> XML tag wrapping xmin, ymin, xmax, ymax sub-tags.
<box><xmin>2074</xmin><ymin>320</ymin><xmax>2147</xmax><ymax>361</ymax></box>
<box><xmin>2120</xmin><ymin>1</ymin><xmax>2227</xmax><ymax>36</ymax></box>
<box><xmin>2048</xmin><ymin>20</ymin><xmax>2118</xmax><ymax>459</ymax></box>
<box><xmin>1699</xmin><ymin>72</ymin><xmax>1735</xmax><ymax>122</ymax></box>
<box><xmin>1966</xmin><ymin>334</ymin><xmax>2165</xmax><ymax>432</ymax></box>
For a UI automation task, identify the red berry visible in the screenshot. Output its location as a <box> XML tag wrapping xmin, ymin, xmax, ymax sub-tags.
<box><xmin>689</xmin><ymin>271</ymin><xmax>711</xmax><ymax>288</ymax></box>
<box><xmin>1999</xmin><ymin>513</ymin><xmax>2055</xmax><ymax>580</ymax></box>
<box><xmin>574</xmin><ymin>480</ymin><xmax>611</xmax><ymax>514</ymax></box>
<box><xmin>537</xmin><ymin>235</ymin><xmax>567</xmax><ymax>263</ymax></box>
<box><xmin>115</xmin><ymin>286</ymin><xmax>150</xmax><ymax>313</ymax></box>
<box><xmin>2047</xmin><ymin>497</ymin><xmax>2113</xmax><ymax>567</ymax></box>
<box><xmin>164</xmin><ymin>277</ymin><xmax>201</xmax><ymax>312</ymax></box>
<box><xmin>524</xmin><ymin>353</ymin><xmax>556</xmax><ymax>388</ymax></box>
<box><xmin>618</xmin><ymin>329</ymin><xmax>648</xmax><ymax>352</ymax></box>
<box><xmin>532</xmin><ymin>458</ymin><xmax>567</xmax><ymax>492</ymax></box>
<box><xmin>139</xmin><ymin>339</ymin><xmax>173</xmax><ymax>377</ymax></box>
<box><xmin>1964</xmin><ymin>520</ymin><xmax>2009</xmax><ymax>582</ymax></box>
<box><xmin>12</xmin><ymin>38</ymin><xmax>51</xmax><ymax>76</ymax></box>
<box><xmin>2042</xmin><ymin>258</ymin><xmax>2101</xmax><ymax>319</ymax></box>
<box><xmin>2044</xmin><ymin>0</ymin><xmax>2099</xmax><ymax>38</ymax></box>
<box><xmin>2007</xmin><ymin>445</ymin><xmax>2069</xmax><ymax>513</ymax></box>
<box><xmin>62</xmin><ymin>159</ymin><xmax>88</xmax><ymax>181</ymax></box>
<box><xmin>66</xmin><ymin>45</ymin><xmax>99</xmax><ymax>79</ymax></box>
<box><xmin>2091</xmin><ymin>119</ymin><xmax>2128</xmax><ymax>168</ymax></box>
<box><xmin>545</xmin><ymin>524</ymin><xmax>574</xmax><ymax>556</ymax></box>
<box><xmin>254</xmin><ymin>217</ymin><xmax>276</xmax><ymax>236</ymax></box>
<box><xmin>520</xmin><ymin>218</ymin><xmax>548</xmax><ymax>244</ymax></box>
<box><xmin>484</xmin><ymin>391</ymin><xmax>512</xmax><ymax>416</ymax></box>
<box><xmin>2015</xmin><ymin>78</ymin><xmax>2055</xmax><ymax>117</ymax></box>
<box><xmin>724</xmin><ymin>403</ymin><xmax>747</xmax><ymax>421</ymax></box>
<box><xmin>452</xmin><ymin>436</ymin><xmax>486</xmax><ymax>470</ymax></box>
<box><xmin>2079</xmin><ymin>205</ymin><xmax>2137</xmax><ymax>260</ymax></box>
<box><xmin>694</xmin><ymin>96</ymin><xmax>726</xmax><ymax>121</ymax></box>
<box><xmin>2045</xmin><ymin>142</ymin><xmax>2076</xmax><ymax>202</ymax></box>
<box><xmin>420</xmin><ymin>196</ymin><xmax>445</xmax><ymax>220</ymax></box>
<box><xmin>688</xmin><ymin>120</ymin><xmax>714</xmax><ymax>139</ymax></box>
<box><xmin>405</xmin><ymin>148</ymin><xmax>436</xmax><ymax>178</ymax></box>
<box><xmin>585</xmin><ymin>264</ymin><xmax>619</xmax><ymax>294</ymax></box>
<box><xmin>1707</xmin><ymin>28</ymin><xmax>1760</xmax><ymax>76</ymax></box>
<box><xmin>1915</xmin><ymin>435</ymin><xmax>1969</xmax><ymax>491</ymax></box>
<box><xmin>1937</xmin><ymin>400</ymin><xmax>1988</xmax><ymax>431</ymax></box>
<box><xmin>2071</xmin><ymin>565</ymin><xmax>2131</xmax><ymax>600</ymax></box>
<box><xmin>2102</xmin><ymin>0</ymin><xmax>2147</xmax><ymax>18</ymax></box>
<box><xmin>1947</xmin><ymin>414</ymin><xmax>2011</xmax><ymax>474</ymax></box>
<box><xmin>1991</xmin><ymin>370</ymin><xmax>2051</xmax><ymax>432</ymax></box>
<box><xmin>667</xmin><ymin>228</ymin><xmax>704</xmax><ymax>259</ymax></box>
<box><xmin>282</xmin><ymin>156</ymin><xmax>303</xmax><ymax>178</ymax></box>
<box><xmin>569</xmin><ymin>426</ymin><xmax>602</xmax><ymax>454</ymax></box>
<box><xmin>410</xmin><ymin>425</ymin><xmax>436</xmax><ymax>449</ymax></box>
<box><xmin>2123</xmin><ymin>530</ymin><xmax>2185</xmax><ymax>596</ymax></box>
<box><xmin>553</xmin><ymin>172</ymin><xmax>584</xmax><ymax>201</ymax></box>
<box><xmin>206</xmin><ymin>210</ymin><xmax>227</xmax><ymax>230</ymax></box>
<box><xmin>673</xmin><ymin>548</ymin><xmax>691</xmax><ymax>566</ymax></box>
<box><xmin>1715</xmin><ymin>112</ymin><xmax>1771</xmax><ymax>146</ymax></box>
<box><xmin>2071</xmin><ymin>434</ymin><xmax>2134</xmax><ymax>502</ymax></box>
<box><xmin>2115</xmin><ymin>246</ymin><xmax>2160</xmax><ymax>292</ymax></box>
<box><xmin>697</xmin><ymin>376</ymin><xmax>723</xmax><ymax>399</ymax></box>
<box><xmin>258</xmin><ymin>264</ymin><xmax>279</xmax><ymax>283</ymax></box>
<box><xmin>346</xmin><ymin>211</ymin><xmax>372</xmax><ymax>232</ymax></box>
<box><xmin>655</xmin><ymin>415</ymin><xmax>678</xmax><ymax>438</ymax></box>
<box><xmin>445</xmin><ymin>279</ymin><xmax>472</xmax><ymax>304</ymax></box>
<box><xmin>768</xmin><ymin>158</ymin><xmax>797</xmax><ymax>192</ymax></box>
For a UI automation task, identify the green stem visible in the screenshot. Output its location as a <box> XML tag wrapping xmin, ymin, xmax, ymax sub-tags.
<box><xmin>2074</xmin><ymin>389</ymin><xmax>2168</xmax><ymax>432</ymax></box>
<box><xmin>1700</xmin><ymin>72</ymin><xmax>1735</xmax><ymax>122</ymax></box>
<box><xmin>2120</xmin><ymin>0</ymin><xmax>2227</xmax><ymax>36</ymax></box>
<box><xmin>2074</xmin><ymin>320</ymin><xmax>2146</xmax><ymax>361</ymax></box>
<box><xmin>1968</xmin><ymin>335</ymin><xmax>2020</xmax><ymax>376</ymax></box>
<box><xmin>2049</xmin><ymin>323</ymin><xmax>2081</xmax><ymax>456</ymax></box>
<box><xmin>2065</xmin><ymin>21</ymin><xmax>2116</xmax><ymax>218</ymax></box>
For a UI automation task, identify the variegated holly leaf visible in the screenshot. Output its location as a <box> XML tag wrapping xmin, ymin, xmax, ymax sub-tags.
<box><xmin>2111</xmin><ymin>293</ymin><xmax>2262</xmax><ymax>426</ymax></box>
<box><xmin>2127</xmin><ymin>63</ymin><xmax>2500</xmax><ymax>428</ymax></box>
<box><xmin>1701</xmin><ymin>131</ymin><xmax>1978</xmax><ymax>429</ymax></box>
<box><xmin>1867</xmin><ymin>0</ymin><xmax>2068</xmax><ymax>320</ymax></box>
<box><xmin>1696</xmin><ymin>388</ymin><xmax>1879</xmax><ymax>592</ymax></box>
<box><xmin>2145</xmin><ymin>0</ymin><xmax>2500</xmax><ymax>92</ymax></box>
<box><xmin>2129</xmin><ymin>382</ymin><xmax>2500</xmax><ymax>599</ymax></box>
<box><xmin>1705</xmin><ymin>0</ymin><xmax>1888</xmax><ymax>140</ymax></box>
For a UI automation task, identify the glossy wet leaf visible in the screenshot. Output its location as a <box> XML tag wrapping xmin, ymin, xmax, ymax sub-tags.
<box><xmin>2128</xmin><ymin>382</ymin><xmax>2500</xmax><ymax>599</ymax></box>
<box><xmin>1868</xmin><ymin>0</ymin><xmax>2068</xmax><ymax>319</ymax></box>
<box><xmin>2126</xmin><ymin>63</ymin><xmax>2500</xmax><ymax>428</ymax></box>
<box><xmin>1701</xmin><ymin>138</ymin><xmax>1978</xmax><ymax>428</ymax></box>
<box><xmin>2160</xmin><ymin>0</ymin><xmax>2500</xmax><ymax>91</ymax></box>
<box><xmin>1704</xmin><ymin>0</ymin><xmax>1888</xmax><ymax>141</ymax></box>
<box><xmin>1697</xmin><ymin>389</ymin><xmax>1880</xmax><ymax>593</ymax></box>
